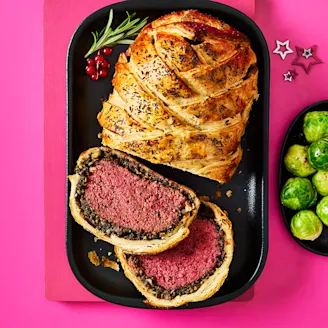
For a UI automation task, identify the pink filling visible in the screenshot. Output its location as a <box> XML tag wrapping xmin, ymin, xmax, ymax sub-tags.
<box><xmin>85</xmin><ymin>160</ymin><xmax>187</xmax><ymax>232</ymax></box>
<box><xmin>136</xmin><ymin>218</ymin><xmax>220</xmax><ymax>289</ymax></box>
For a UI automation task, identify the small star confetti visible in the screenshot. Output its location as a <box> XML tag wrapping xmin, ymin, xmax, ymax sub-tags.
<box><xmin>302</xmin><ymin>48</ymin><xmax>312</xmax><ymax>59</ymax></box>
<box><xmin>283</xmin><ymin>71</ymin><xmax>293</xmax><ymax>82</ymax></box>
<box><xmin>273</xmin><ymin>40</ymin><xmax>294</xmax><ymax>60</ymax></box>
<box><xmin>292</xmin><ymin>45</ymin><xmax>323</xmax><ymax>74</ymax></box>
<box><xmin>283</xmin><ymin>70</ymin><xmax>298</xmax><ymax>82</ymax></box>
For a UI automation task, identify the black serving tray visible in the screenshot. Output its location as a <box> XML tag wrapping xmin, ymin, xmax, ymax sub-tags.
<box><xmin>67</xmin><ymin>0</ymin><xmax>270</xmax><ymax>308</ymax></box>
<box><xmin>279</xmin><ymin>100</ymin><xmax>328</xmax><ymax>257</ymax></box>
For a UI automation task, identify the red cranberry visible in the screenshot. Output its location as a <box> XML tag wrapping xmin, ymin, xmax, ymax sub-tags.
<box><xmin>94</xmin><ymin>55</ymin><xmax>104</xmax><ymax>63</ymax></box>
<box><xmin>102</xmin><ymin>47</ymin><xmax>112</xmax><ymax>56</ymax></box>
<box><xmin>90</xmin><ymin>74</ymin><xmax>98</xmax><ymax>81</ymax></box>
<box><xmin>101</xmin><ymin>59</ymin><xmax>110</xmax><ymax>68</ymax></box>
<box><xmin>98</xmin><ymin>69</ymin><xmax>108</xmax><ymax>78</ymax></box>
<box><xmin>85</xmin><ymin>66</ymin><xmax>96</xmax><ymax>76</ymax></box>
<box><xmin>86</xmin><ymin>58</ymin><xmax>95</xmax><ymax>66</ymax></box>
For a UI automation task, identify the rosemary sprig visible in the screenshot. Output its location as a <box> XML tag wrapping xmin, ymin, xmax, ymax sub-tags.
<box><xmin>84</xmin><ymin>10</ymin><xmax>148</xmax><ymax>58</ymax></box>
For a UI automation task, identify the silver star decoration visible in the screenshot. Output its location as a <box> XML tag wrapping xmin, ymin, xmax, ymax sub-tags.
<box><xmin>273</xmin><ymin>40</ymin><xmax>294</xmax><ymax>60</ymax></box>
<box><xmin>283</xmin><ymin>71</ymin><xmax>293</xmax><ymax>82</ymax></box>
<box><xmin>302</xmin><ymin>48</ymin><xmax>313</xmax><ymax>59</ymax></box>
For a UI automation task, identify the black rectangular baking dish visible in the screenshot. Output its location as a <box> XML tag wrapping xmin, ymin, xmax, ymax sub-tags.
<box><xmin>66</xmin><ymin>0</ymin><xmax>270</xmax><ymax>309</ymax></box>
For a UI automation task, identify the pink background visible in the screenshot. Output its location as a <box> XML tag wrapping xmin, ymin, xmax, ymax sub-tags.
<box><xmin>2</xmin><ymin>0</ymin><xmax>328</xmax><ymax>327</ymax></box>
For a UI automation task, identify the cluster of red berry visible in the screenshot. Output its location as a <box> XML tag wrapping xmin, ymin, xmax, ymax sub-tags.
<box><xmin>85</xmin><ymin>47</ymin><xmax>113</xmax><ymax>81</ymax></box>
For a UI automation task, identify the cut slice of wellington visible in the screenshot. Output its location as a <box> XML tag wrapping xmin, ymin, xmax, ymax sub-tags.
<box><xmin>115</xmin><ymin>199</ymin><xmax>234</xmax><ymax>308</ymax></box>
<box><xmin>68</xmin><ymin>147</ymin><xmax>200</xmax><ymax>254</ymax></box>
<box><xmin>98</xmin><ymin>10</ymin><xmax>258</xmax><ymax>183</ymax></box>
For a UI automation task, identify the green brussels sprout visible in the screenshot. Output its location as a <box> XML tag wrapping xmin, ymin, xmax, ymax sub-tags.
<box><xmin>303</xmin><ymin>111</ymin><xmax>328</xmax><ymax>143</ymax></box>
<box><xmin>316</xmin><ymin>196</ymin><xmax>328</xmax><ymax>226</ymax></box>
<box><xmin>308</xmin><ymin>138</ymin><xmax>328</xmax><ymax>170</ymax></box>
<box><xmin>281</xmin><ymin>177</ymin><xmax>317</xmax><ymax>210</ymax></box>
<box><xmin>284</xmin><ymin>144</ymin><xmax>316</xmax><ymax>177</ymax></box>
<box><xmin>291</xmin><ymin>210</ymin><xmax>323</xmax><ymax>241</ymax></box>
<box><xmin>312</xmin><ymin>170</ymin><xmax>328</xmax><ymax>196</ymax></box>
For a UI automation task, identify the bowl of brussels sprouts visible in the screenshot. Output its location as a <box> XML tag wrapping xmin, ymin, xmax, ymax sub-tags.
<box><xmin>279</xmin><ymin>100</ymin><xmax>328</xmax><ymax>256</ymax></box>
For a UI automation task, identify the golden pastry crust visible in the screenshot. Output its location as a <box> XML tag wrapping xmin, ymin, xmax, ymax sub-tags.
<box><xmin>98</xmin><ymin>10</ymin><xmax>258</xmax><ymax>183</ymax></box>
<box><xmin>68</xmin><ymin>147</ymin><xmax>200</xmax><ymax>255</ymax></box>
<box><xmin>115</xmin><ymin>199</ymin><xmax>234</xmax><ymax>308</ymax></box>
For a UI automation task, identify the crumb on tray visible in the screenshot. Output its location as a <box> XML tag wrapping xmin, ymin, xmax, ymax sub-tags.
<box><xmin>88</xmin><ymin>251</ymin><xmax>101</xmax><ymax>266</ymax></box>
<box><xmin>237</xmin><ymin>207</ymin><xmax>242</xmax><ymax>213</ymax></box>
<box><xmin>101</xmin><ymin>256</ymin><xmax>120</xmax><ymax>271</ymax></box>
<box><xmin>88</xmin><ymin>251</ymin><xmax>120</xmax><ymax>271</ymax></box>
<box><xmin>226</xmin><ymin>190</ymin><xmax>232</xmax><ymax>198</ymax></box>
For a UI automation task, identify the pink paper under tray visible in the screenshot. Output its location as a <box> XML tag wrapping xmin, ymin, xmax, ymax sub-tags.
<box><xmin>44</xmin><ymin>0</ymin><xmax>255</xmax><ymax>302</ymax></box>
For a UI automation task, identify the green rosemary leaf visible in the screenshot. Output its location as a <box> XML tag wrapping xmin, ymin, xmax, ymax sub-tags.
<box><xmin>112</xmin><ymin>19</ymin><xmax>141</xmax><ymax>36</ymax></box>
<box><xmin>99</xmin><ymin>26</ymin><xmax>106</xmax><ymax>38</ymax></box>
<box><xmin>104</xmin><ymin>9</ymin><xmax>114</xmax><ymax>34</ymax></box>
<box><xmin>102</xmin><ymin>33</ymin><xmax>126</xmax><ymax>46</ymax></box>
<box><xmin>129</xmin><ymin>12</ymin><xmax>137</xmax><ymax>19</ymax></box>
<box><xmin>125</xmin><ymin>18</ymin><xmax>148</xmax><ymax>36</ymax></box>
<box><xmin>115</xmin><ymin>39</ymin><xmax>135</xmax><ymax>45</ymax></box>
<box><xmin>84</xmin><ymin>10</ymin><xmax>148</xmax><ymax>58</ymax></box>
<box><xmin>91</xmin><ymin>32</ymin><xmax>97</xmax><ymax>44</ymax></box>
<box><xmin>116</xmin><ymin>15</ymin><xmax>130</xmax><ymax>30</ymax></box>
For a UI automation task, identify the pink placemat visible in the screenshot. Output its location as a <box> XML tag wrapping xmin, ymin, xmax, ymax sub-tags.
<box><xmin>44</xmin><ymin>0</ymin><xmax>255</xmax><ymax>302</ymax></box>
